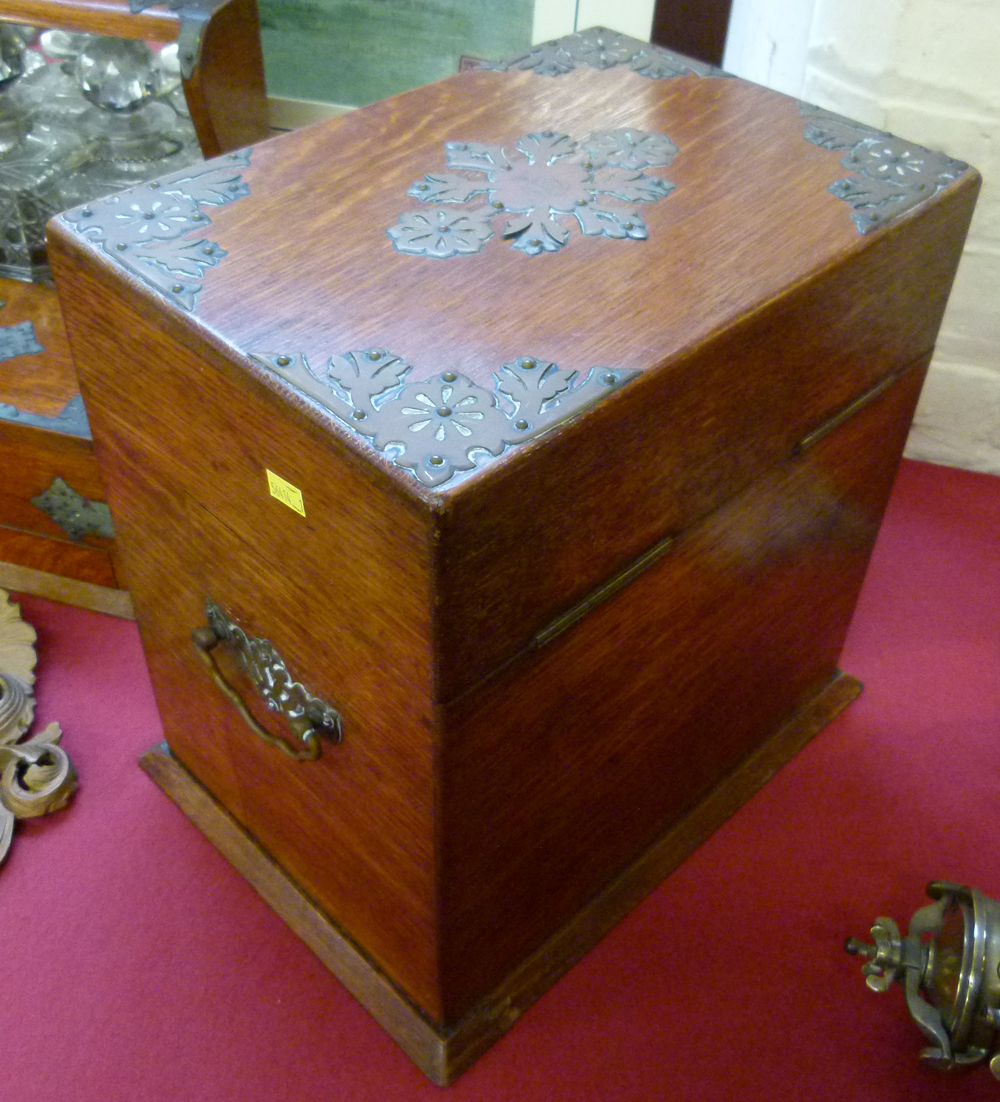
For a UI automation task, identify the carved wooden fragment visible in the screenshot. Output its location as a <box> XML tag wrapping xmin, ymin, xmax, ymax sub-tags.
<box><xmin>0</xmin><ymin>589</ymin><xmax>77</xmax><ymax>867</ymax></box>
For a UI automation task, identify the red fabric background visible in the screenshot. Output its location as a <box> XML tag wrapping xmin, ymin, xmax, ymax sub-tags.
<box><xmin>2</xmin><ymin>458</ymin><xmax>999</xmax><ymax>1101</ymax></box>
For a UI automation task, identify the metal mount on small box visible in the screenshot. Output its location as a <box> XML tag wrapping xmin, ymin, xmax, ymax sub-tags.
<box><xmin>128</xmin><ymin>0</ymin><xmax>228</xmax><ymax>79</ymax></box>
<box><xmin>846</xmin><ymin>881</ymin><xmax>1000</xmax><ymax>1077</ymax></box>
<box><xmin>31</xmin><ymin>477</ymin><xmax>114</xmax><ymax>541</ymax></box>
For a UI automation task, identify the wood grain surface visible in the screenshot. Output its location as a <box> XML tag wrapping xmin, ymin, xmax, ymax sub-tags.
<box><xmin>652</xmin><ymin>0</ymin><xmax>733</xmax><ymax>65</ymax></box>
<box><xmin>180</xmin><ymin>0</ymin><xmax>270</xmax><ymax>157</ymax></box>
<box><xmin>55</xmin><ymin>295</ymin><xmax>444</xmax><ymax>1011</ymax></box>
<box><xmin>0</xmin><ymin>524</ymin><xmax>116</xmax><ymax>586</ymax></box>
<box><xmin>0</xmin><ymin>0</ymin><xmax>180</xmax><ymax>40</ymax></box>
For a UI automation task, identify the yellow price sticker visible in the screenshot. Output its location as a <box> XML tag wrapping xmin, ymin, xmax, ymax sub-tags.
<box><xmin>266</xmin><ymin>469</ymin><xmax>306</xmax><ymax>517</ymax></box>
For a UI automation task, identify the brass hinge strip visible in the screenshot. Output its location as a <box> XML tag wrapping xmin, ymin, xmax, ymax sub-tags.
<box><xmin>532</xmin><ymin>534</ymin><xmax>676</xmax><ymax>650</ymax></box>
<box><xmin>795</xmin><ymin>370</ymin><xmax>902</xmax><ymax>454</ymax></box>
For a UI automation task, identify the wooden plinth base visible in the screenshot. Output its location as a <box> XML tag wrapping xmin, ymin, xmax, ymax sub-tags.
<box><xmin>139</xmin><ymin>670</ymin><xmax>861</xmax><ymax>1086</ymax></box>
<box><xmin>0</xmin><ymin>560</ymin><xmax>134</xmax><ymax>619</ymax></box>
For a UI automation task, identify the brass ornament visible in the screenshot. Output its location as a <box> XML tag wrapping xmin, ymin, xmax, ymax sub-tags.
<box><xmin>389</xmin><ymin>129</ymin><xmax>678</xmax><ymax>259</ymax></box>
<box><xmin>192</xmin><ymin>600</ymin><xmax>342</xmax><ymax>761</ymax></box>
<box><xmin>801</xmin><ymin>104</ymin><xmax>970</xmax><ymax>234</ymax></box>
<box><xmin>252</xmin><ymin>349</ymin><xmax>639</xmax><ymax>488</ymax></box>
<box><xmin>0</xmin><ymin>589</ymin><xmax>77</xmax><ymax>867</ymax></box>
<box><xmin>846</xmin><ymin>881</ymin><xmax>1000</xmax><ymax>1077</ymax></box>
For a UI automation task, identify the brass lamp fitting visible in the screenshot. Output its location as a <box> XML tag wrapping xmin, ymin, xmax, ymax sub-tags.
<box><xmin>846</xmin><ymin>881</ymin><xmax>1000</xmax><ymax>1078</ymax></box>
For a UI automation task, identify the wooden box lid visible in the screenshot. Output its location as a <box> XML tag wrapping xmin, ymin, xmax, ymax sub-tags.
<box><xmin>48</xmin><ymin>28</ymin><xmax>980</xmax><ymax>699</ymax></box>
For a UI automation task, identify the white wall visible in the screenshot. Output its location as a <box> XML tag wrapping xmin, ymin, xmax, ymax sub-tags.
<box><xmin>725</xmin><ymin>0</ymin><xmax>1000</xmax><ymax>475</ymax></box>
<box><xmin>532</xmin><ymin>0</ymin><xmax>655</xmax><ymax>46</ymax></box>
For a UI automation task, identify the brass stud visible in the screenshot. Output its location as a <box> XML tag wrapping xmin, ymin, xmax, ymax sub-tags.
<box><xmin>428</xmin><ymin>456</ymin><xmax>445</xmax><ymax>467</ymax></box>
<box><xmin>80</xmin><ymin>209</ymin><xmax>92</xmax><ymax>218</ymax></box>
<box><xmin>514</xmin><ymin>419</ymin><xmax>529</xmax><ymax>430</ymax></box>
<box><xmin>116</xmin><ymin>243</ymin><xmax>127</xmax><ymax>251</ymax></box>
<box><xmin>352</xmin><ymin>409</ymin><xmax>367</xmax><ymax>420</ymax></box>
<box><xmin>521</xmin><ymin>358</ymin><xmax>537</xmax><ymax>369</ymax></box>
<box><xmin>171</xmin><ymin>284</ymin><xmax>184</xmax><ymax>293</ymax></box>
<box><xmin>601</xmin><ymin>372</ymin><xmax>617</xmax><ymax>385</ymax></box>
<box><xmin>437</xmin><ymin>406</ymin><xmax>453</xmax><ymax>417</ymax></box>
<box><xmin>367</xmin><ymin>351</ymin><xmax>381</xmax><ymax>361</ymax></box>
<box><xmin>442</xmin><ymin>371</ymin><xmax>457</xmax><ymax>382</ymax></box>
<box><xmin>276</xmin><ymin>355</ymin><xmax>292</xmax><ymax>366</ymax></box>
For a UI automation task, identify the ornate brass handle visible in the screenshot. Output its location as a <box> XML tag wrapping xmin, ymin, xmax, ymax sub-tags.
<box><xmin>192</xmin><ymin>600</ymin><xmax>342</xmax><ymax>762</ymax></box>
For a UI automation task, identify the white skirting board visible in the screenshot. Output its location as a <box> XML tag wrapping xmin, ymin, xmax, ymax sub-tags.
<box><xmin>906</xmin><ymin>362</ymin><xmax>1000</xmax><ymax>477</ymax></box>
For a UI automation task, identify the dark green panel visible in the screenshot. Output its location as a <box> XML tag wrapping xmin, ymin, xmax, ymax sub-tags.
<box><xmin>259</xmin><ymin>0</ymin><xmax>533</xmax><ymax>107</ymax></box>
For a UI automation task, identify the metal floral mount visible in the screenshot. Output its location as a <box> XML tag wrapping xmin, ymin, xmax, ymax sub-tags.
<box><xmin>0</xmin><ymin>589</ymin><xmax>77</xmax><ymax>868</ymax></box>
<box><xmin>801</xmin><ymin>104</ymin><xmax>970</xmax><ymax>234</ymax></box>
<box><xmin>388</xmin><ymin>129</ymin><xmax>678</xmax><ymax>259</ymax></box>
<box><xmin>252</xmin><ymin>348</ymin><xmax>639</xmax><ymax>488</ymax></box>
<box><xmin>474</xmin><ymin>25</ymin><xmax>726</xmax><ymax>79</ymax></box>
<box><xmin>61</xmin><ymin>149</ymin><xmax>253</xmax><ymax>312</ymax></box>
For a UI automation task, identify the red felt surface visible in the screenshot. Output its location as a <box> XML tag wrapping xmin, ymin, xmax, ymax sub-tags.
<box><xmin>2</xmin><ymin>458</ymin><xmax>999</xmax><ymax>1100</ymax></box>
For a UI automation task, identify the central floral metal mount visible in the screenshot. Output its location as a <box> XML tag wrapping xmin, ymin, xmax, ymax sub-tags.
<box><xmin>388</xmin><ymin>129</ymin><xmax>678</xmax><ymax>259</ymax></box>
